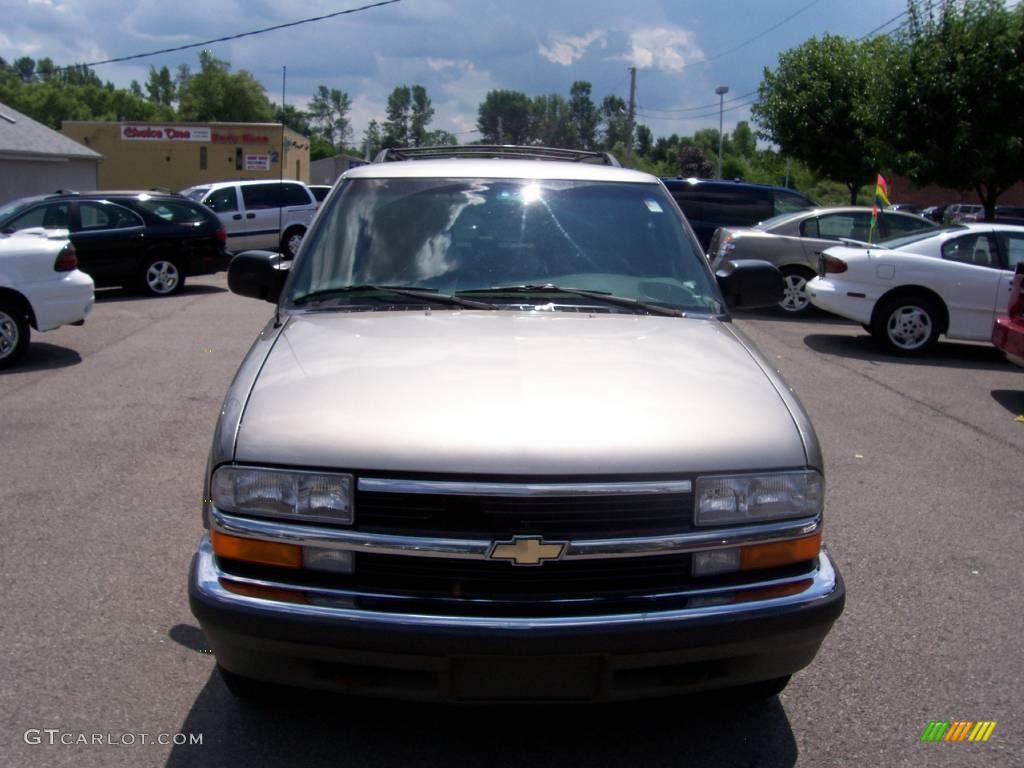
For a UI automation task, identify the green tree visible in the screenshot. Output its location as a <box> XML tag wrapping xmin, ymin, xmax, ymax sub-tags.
<box><xmin>383</xmin><ymin>85</ymin><xmax>411</xmax><ymax>147</ymax></box>
<box><xmin>886</xmin><ymin>0</ymin><xmax>1024</xmax><ymax>217</ymax></box>
<box><xmin>600</xmin><ymin>95</ymin><xmax>629</xmax><ymax>150</ymax></box>
<box><xmin>678</xmin><ymin>145</ymin><xmax>714</xmax><ymax>178</ymax></box>
<box><xmin>753</xmin><ymin>34</ymin><xmax>893</xmax><ymax>203</ymax></box>
<box><xmin>635</xmin><ymin>124</ymin><xmax>653</xmax><ymax>158</ymax></box>
<box><xmin>731</xmin><ymin>121</ymin><xmax>757</xmax><ymax>158</ymax></box>
<box><xmin>477</xmin><ymin>89</ymin><xmax>532</xmax><ymax>143</ymax></box>
<box><xmin>424</xmin><ymin>128</ymin><xmax>457</xmax><ymax>145</ymax></box>
<box><xmin>310</xmin><ymin>135</ymin><xmax>336</xmax><ymax>161</ymax></box>
<box><xmin>145</xmin><ymin>65</ymin><xmax>176</xmax><ymax>107</ymax></box>
<box><xmin>274</xmin><ymin>104</ymin><xmax>311</xmax><ymax>136</ymax></box>
<box><xmin>409</xmin><ymin>84</ymin><xmax>434</xmax><ymax>147</ymax></box>
<box><xmin>567</xmin><ymin>80</ymin><xmax>598</xmax><ymax>149</ymax></box>
<box><xmin>363</xmin><ymin>120</ymin><xmax>383</xmax><ymax>158</ymax></box>
<box><xmin>176</xmin><ymin>52</ymin><xmax>273</xmax><ymax>122</ymax></box>
<box><xmin>308</xmin><ymin>85</ymin><xmax>352</xmax><ymax>149</ymax></box>
<box><xmin>530</xmin><ymin>93</ymin><xmax>572</xmax><ymax>147</ymax></box>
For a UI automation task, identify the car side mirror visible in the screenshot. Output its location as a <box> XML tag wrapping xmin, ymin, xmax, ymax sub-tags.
<box><xmin>715</xmin><ymin>259</ymin><xmax>785</xmax><ymax>310</ymax></box>
<box><xmin>228</xmin><ymin>250</ymin><xmax>290</xmax><ymax>303</ymax></box>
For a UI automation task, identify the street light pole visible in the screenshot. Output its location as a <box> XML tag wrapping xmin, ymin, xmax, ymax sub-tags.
<box><xmin>715</xmin><ymin>85</ymin><xmax>729</xmax><ymax>179</ymax></box>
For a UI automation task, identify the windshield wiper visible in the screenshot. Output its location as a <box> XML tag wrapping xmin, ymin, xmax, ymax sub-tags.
<box><xmin>293</xmin><ymin>285</ymin><xmax>497</xmax><ymax>310</ymax></box>
<box><xmin>456</xmin><ymin>284</ymin><xmax>685</xmax><ymax>317</ymax></box>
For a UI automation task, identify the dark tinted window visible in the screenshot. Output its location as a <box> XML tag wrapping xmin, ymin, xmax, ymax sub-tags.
<box><xmin>6</xmin><ymin>202</ymin><xmax>70</xmax><ymax>230</ymax></box>
<box><xmin>135</xmin><ymin>199</ymin><xmax>208</xmax><ymax>224</ymax></box>
<box><xmin>699</xmin><ymin>185</ymin><xmax>772</xmax><ymax>226</ymax></box>
<box><xmin>283</xmin><ymin>183</ymin><xmax>312</xmax><ymax>206</ymax></box>
<box><xmin>202</xmin><ymin>187</ymin><xmax>238</xmax><ymax>213</ymax></box>
<box><xmin>241</xmin><ymin>183</ymin><xmax>282</xmax><ymax>210</ymax></box>
<box><xmin>773</xmin><ymin>190</ymin><xmax>813</xmax><ymax>216</ymax></box>
<box><xmin>999</xmin><ymin>233</ymin><xmax>1024</xmax><ymax>268</ymax></box>
<box><xmin>79</xmin><ymin>201</ymin><xmax>143</xmax><ymax>230</ymax></box>
<box><xmin>309</xmin><ymin>186</ymin><xmax>331</xmax><ymax>202</ymax></box>
<box><xmin>882</xmin><ymin>212</ymin><xmax>934</xmax><ymax>237</ymax></box>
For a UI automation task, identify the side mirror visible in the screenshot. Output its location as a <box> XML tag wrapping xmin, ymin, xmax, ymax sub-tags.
<box><xmin>228</xmin><ymin>250</ymin><xmax>291</xmax><ymax>303</ymax></box>
<box><xmin>715</xmin><ymin>259</ymin><xmax>785</xmax><ymax>310</ymax></box>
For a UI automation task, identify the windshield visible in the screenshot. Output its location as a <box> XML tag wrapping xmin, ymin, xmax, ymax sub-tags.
<box><xmin>0</xmin><ymin>199</ymin><xmax>31</xmax><ymax>222</ymax></box>
<box><xmin>755</xmin><ymin>210</ymin><xmax>808</xmax><ymax>231</ymax></box>
<box><xmin>289</xmin><ymin>177</ymin><xmax>720</xmax><ymax>313</ymax></box>
<box><xmin>879</xmin><ymin>225</ymin><xmax>966</xmax><ymax>249</ymax></box>
<box><xmin>182</xmin><ymin>187</ymin><xmax>209</xmax><ymax>202</ymax></box>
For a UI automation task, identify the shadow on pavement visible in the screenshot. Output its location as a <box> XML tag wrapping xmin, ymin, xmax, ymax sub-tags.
<box><xmin>0</xmin><ymin>342</ymin><xmax>81</xmax><ymax>374</ymax></box>
<box><xmin>803</xmin><ymin>332</ymin><xmax>1013</xmax><ymax>371</ymax></box>
<box><xmin>991</xmin><ymin>389</ymin><xmax>1024</xmax><ymax>415</ymax></box>
<box><xmin>166</xmin><ymin>671</ymin><xmax>797</xmax><ymax>768</ymax></box>
<box><xmin>94</xmin><ymin>283</ymin><xmax>227</xmax><ymax>303</ymax></box>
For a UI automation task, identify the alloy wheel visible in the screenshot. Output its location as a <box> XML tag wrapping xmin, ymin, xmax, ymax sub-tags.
<box><xmin>0</xmin><ymin>310</ymin><xmax>19</xmax><ymax>360</ymax></box>
<box><xmin>780</xmin><ymin>273</ymin><xmax>810</xmax><ymax>313</ymax></box>
<box><xmin>146</xmin><ymin>260</ymin><xmax>180</xmax><ymax>295</ymax></box>
<box><xmin>886</xmin><ymin>305</ymin><xmax>933</xmax><ymax>351</ymax></box>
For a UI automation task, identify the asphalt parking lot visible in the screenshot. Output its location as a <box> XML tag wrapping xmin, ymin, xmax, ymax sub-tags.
<box><xmin>1</xmin><ymin>274</ymin><xmax>1022</xmax><ymax>768</ymax></box>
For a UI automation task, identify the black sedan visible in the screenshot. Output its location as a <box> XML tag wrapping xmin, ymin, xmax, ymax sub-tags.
<box><xmin>0</xmin><ymin>191</ymin><xmax>228</xmax><ymax>296</ymax></box>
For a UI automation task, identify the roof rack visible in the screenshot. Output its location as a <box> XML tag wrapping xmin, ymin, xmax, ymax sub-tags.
<box><xmin>373</xmin><ymin>145</ymin><xmax>621</xmax><ymax>167</ymax></box>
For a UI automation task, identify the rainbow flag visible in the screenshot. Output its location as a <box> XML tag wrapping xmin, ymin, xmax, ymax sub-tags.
<box><xmin>868</xmin><ymin>174</ymin><xmax>890</xmax><ymax>243</ymax></box>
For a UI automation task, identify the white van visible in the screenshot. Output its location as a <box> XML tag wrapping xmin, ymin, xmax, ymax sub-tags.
<box><xmin>182</xmin><ymin>180</ymin><xmax>317</xmax><ymax>258</ymax></box>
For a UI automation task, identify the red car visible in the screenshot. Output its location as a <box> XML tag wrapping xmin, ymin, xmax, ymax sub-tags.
<box><xmin>992</xmin><ymin>262</ymin><xmax>1024</xmax><ymax>367</ymax></box>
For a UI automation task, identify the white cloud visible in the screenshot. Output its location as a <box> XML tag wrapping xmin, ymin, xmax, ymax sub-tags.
<box><xmin>623</xmin><ymin>26</ymin><xmax>704</xmax><ymax>72</ymax></box>
<box><xmin>538</xmin><ymin>29</ymin><xmax>606</xmax><ymax>67</ymax></box>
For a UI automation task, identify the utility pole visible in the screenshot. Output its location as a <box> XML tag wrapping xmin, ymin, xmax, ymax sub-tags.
<box><xmin>624</xmin><ymin>66</ymin><xmax>637</xmax><ymax>165</ymax></box>
<box><xmin>715</xmin><ymin>85</ymin><xmax>728</xmax><ymax>179</ymax></box>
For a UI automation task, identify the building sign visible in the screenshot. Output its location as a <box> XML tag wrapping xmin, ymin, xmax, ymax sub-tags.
<box><xmin>245</xmin><ymin>154</ymin><xmax>271</xmax><ymax>171</ymax></box>
<box><xmin>212</xmin><ymin>132</ymin><xmax>271</xmax><ymax>144</ymax></box>
<box><xmin>120</xmin><ymin>125</ymin><xmax>211</xmax><ymax>142</ymax></box>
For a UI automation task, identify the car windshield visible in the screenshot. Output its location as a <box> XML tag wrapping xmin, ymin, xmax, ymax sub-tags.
<box><xmin>182</xmin><ymin>187</ymin><xmax>209</xmax><ymax>202</ymax></box>
<box><xmin>879</xmin><ymin>225</ymin><xmax>966</xmax><ymax>249</ymax></box>
<box><xmin>289</xmin><ymin>177</ymin><xmax>721</xmax><ymax>314</ymax></box>
<box><xmin>0</xmin><ymin>199</ymin><xmax>31</xmax><ymax>222</ymax></box>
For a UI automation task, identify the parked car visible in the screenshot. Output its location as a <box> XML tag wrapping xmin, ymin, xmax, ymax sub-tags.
<box><xmin>189</xmin><ymin>144</ymin><xmax>844</xmax><ymax>703</ymax></box>
<box><xmin>807</xmin><ymin>223</ymin><xmax>1024</xmax><ymax>355</ymax></box>
<box><xmin>708</xmin><ymin>207</ymin><xmax>937</xmax><ymax>315</ymax></box>
<box><xmin>943</xmin><ymin>203</ymin><xmax>984</xmax><ymax>225</ymax></box>
<box><xmin>182</xmin><ymin>180</ymin><xmax>317</xmax><ymax>258</ymax></box>
<box><xmin>660</xmin><ymin>177</ymin><xmax>817</xmax><ymax>252</ymax></box>
<box><xmin>0</xmin><ymin>229</ymin><xmax>94</xmax><ymax>368</ymax></box>
<box><xmin>992</xmin><ymin>262</ymin><xmax>1024</xmax><ymax>367</ymax></box>
<box><xmin>0</xmin><ymin>191</ymin><xmax>228</xmax><ymax>296</ymax></box>
<box><xmin>921</xmin><ymin>204</ymin><xmax>948</xmax><ymax>223</ymax></box>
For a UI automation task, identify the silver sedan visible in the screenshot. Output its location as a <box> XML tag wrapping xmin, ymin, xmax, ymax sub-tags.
<box><xmin>707</xmin><ymin>207</ymin><xmax>937</xmax><ymax>315</ymax></box>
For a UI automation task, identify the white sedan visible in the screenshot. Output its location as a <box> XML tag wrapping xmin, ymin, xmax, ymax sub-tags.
<box><xmin>0</xmin><ymin>228</ymin><xmax>94</xmax><ymax>369</ymax></box>
<box><xmin>807</xmin><ymin>223</ymin><xmax>1024</xmax><ymax>355</ymax></box>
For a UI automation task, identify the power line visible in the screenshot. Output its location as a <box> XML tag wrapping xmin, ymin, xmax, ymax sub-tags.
<box><xmin>55</xmin><ymin>0</ymin><xmax>403</xmax><ymax>70</ymax></box>
<box><xmin>638</xmin><ymin>89</ymin><xmax>759</xmax><ymax>114</ymax></box>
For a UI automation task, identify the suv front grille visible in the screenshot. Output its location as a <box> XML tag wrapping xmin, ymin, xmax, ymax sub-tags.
<box><xmin>354</xmin><ymin>490</ymin><xmax>694</xmax><ymax>538</ymax></box>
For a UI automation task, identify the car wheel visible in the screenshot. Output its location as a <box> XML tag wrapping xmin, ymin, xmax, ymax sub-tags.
<box><xmin>281</xmin><ymin>227</ymin><xmax>305</xmax><ymax>260</ymax></box>
<box><xmin>140</xmin><ymin>254</ymin><xmax>184</xmax><ymax>296</ymax></box>
<box><xmin>871</xmin><ymin>294</ymin><xmax>941</xmax><ymax>355</ymax></box>
<box><xmin>777</xmin><ymin>267</ymin><xmax>816</xmax><ymax>316</ymax></box>
<box><xmin>0</xmin><ymin>300</ymin><xmax>31</xmax><ymax>370</ymax></box>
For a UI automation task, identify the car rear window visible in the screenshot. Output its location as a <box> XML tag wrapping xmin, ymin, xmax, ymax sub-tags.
<box><xmin>283</xmin><ymin>184</ymin><xmax>312</xmax><ymax>206</ymax></box>
<box><xmin>135</xmin><ymin>199</ymin><xmax>208</xmax><ymax>224</ymax></box>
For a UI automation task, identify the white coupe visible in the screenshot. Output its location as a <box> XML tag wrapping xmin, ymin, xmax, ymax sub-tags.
<box><xmin>807</xmin><ymin>223</ymin><xmax>1024</xmax><ymax>355</ymax></box>
<box><xmin>0</xmin><ymin>228</ymin><xmax>94</xmax><ymax>369</ymax></box>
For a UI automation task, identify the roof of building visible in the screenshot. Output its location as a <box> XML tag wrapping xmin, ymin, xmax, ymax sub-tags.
<box><xmin>0</xmin><ymin>101</ymin><xmax>102</xmax><ymax>161</ymax></box>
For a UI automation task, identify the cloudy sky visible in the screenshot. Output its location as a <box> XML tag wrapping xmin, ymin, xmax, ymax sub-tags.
<box><xmin>4</xmin><ymin>0</ymin><xmax>910</xmax><ymax>144</ymax></box>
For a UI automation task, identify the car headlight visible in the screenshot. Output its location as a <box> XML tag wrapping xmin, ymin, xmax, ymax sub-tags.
<box><xmin>212</xmin><ymin>466</ymin><xmax>354</xmax><ymax>524</ymax></box>
<box><xmin>695</xmin><ymin>471</ymin><xmax>822</xmax><ymax>526</ymax></box>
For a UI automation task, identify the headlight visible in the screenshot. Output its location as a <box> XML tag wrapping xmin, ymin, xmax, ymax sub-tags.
<box><xmin>695</xmin><ymin>471</ymin><xmax>822</xmax><ymax>526</ymax></box>
<box><xmin>212</xmin><ymin>466</ymin><xmax>354</xmax><ymax>524</ymax></box>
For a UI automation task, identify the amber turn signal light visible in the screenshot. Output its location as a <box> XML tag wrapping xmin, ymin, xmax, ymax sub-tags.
<box><xmin>211</xmin><ymin>530</ymin><xmax>302</xmax><ymax>568</ymax></box>
<box><xmin>740</xmin><ymin>532</ymin><xmax>821</xmax><ymax>571</ymax></box>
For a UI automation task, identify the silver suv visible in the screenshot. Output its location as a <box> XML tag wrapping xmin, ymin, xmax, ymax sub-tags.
<box><xmin>189</xmin><ymin>145</ymin><xmax>844</xmax><ymax>702</ymax></box>
<box><xmin>182</xmin><ymin>179</ymin><xmax>316</xmax><ymax>258</ymax></box>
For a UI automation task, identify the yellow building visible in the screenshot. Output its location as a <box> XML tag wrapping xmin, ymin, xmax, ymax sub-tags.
<box><xmin>61</xmin><ymin>121</ymin><xmax>310</xmax><ymax>191</ymax></box>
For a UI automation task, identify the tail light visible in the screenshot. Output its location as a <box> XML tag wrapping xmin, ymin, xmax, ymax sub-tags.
<box><xmin>822</xmin><ymin>255</ymin><xmax>847</xmax><ymax>274</ymax></box>
<box><xmin>216</xmin><ymin>227</ymin><xmax>227</xmax><ymax>246</ymax></box>
<box><xmin>53</xmin><ymin>243</ymin><xmax>77</xmax><ymax>272</ymax></box>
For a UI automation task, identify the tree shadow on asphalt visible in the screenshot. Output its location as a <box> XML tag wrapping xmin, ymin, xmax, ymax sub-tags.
<box><xmin>94</xmin><ymin>284</ymin><xmax>227</xmax><ymax>303</ymax></box>
<box><xmin>803</xmin><ymin>332</ymin><xmax>1014</xmax><ymax>372</ymax></box>
<box><xmin>165</xmin><ymin>671</ymin><xmax>797</xmax><ymax>768</ymax></box>
<box><xmin>0</xmin><ymin>342</ymin><xmax>81</xmax><ymax>374</ymax></box>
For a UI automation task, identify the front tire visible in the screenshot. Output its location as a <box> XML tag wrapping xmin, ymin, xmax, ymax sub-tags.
<box><xmin>871</xmin><ymin>294</ymin><xmax>942</xmax><ymax>355</ymax></box>
<box><xmin>0</xmin><ymin>300</ymin><xmax>31</xmax><ymax>369</ymax></box>
<box><xmin>139</xmin><ymin>254</ymin><xmax>184</xmax><ymax>296</ymax></box>
<box><xmin>281</xmin><ymin>227</ymin><xmax>305</xmax><ymax>260</ymax></box>
<box><xmin>777</xmin><ymin>266</ymin><xmax>816</xmax><ymax>317</ymax></box>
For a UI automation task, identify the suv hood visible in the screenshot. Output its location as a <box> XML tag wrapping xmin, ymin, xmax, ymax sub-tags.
<box><xmin>234</xmin><ymin>311</ymin><xmax>808</xmax><ymax>475</ymax></box>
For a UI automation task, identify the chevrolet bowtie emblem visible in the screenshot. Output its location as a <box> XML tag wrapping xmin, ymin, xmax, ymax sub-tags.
<box><xmin>488</xmin><ymin>536</ymin><xmax>566</xmax><ymax>566</ymax></box>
